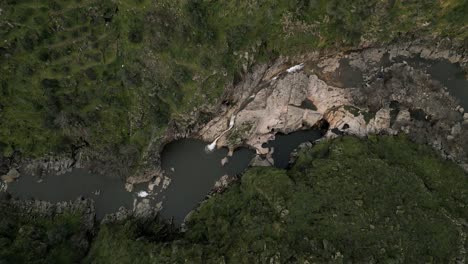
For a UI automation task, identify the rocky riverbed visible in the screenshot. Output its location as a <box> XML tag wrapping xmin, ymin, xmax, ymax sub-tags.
<box><xmin>1</xmin><ymin>38</ymin><xmax>467</xmax><ymax>223</ymax></box>
<box><xmin>200</xmin><ymin>39</ymin><xmax>468</xmax><ymax>171</ymax></box>
<box><xmin>2</xmin><ymin>38</ymin><xmax>466</xmax><ymax>186</ymax></box>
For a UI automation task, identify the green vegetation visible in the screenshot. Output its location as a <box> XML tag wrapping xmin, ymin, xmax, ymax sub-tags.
<box><xmin>0</xmin><ymin>201</ymin><xmax>91</xmax><ymax>264</ymax></box>
<box><xmin>1</xmin><ymin>0</ymin><xmax>467</xmax><ymax>173</ymax></box>
<box><xmin>1</xmin><ymin>1</ymin><xmax>467</xmax><ymax>262</ymax></box>
<box><xmin>85</xmin><ymin>136</ymin><xmax>467</xmax><ymax>263</ymax></box>
<box><xmin>0</xmin><ymin>137</ymin><xmax>466</xmax><ymax>263</ymax></box>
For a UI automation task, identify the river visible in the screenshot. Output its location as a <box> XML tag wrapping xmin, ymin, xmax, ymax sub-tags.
<box><xmin>6</xmin><ymin>130</ymin><xmax>321</xmax><ymax>223</ymax></box>
<box><xmin>4</xmin><ymin>56</ymin><xmax>467</xmax><ymax>223</ymax></box>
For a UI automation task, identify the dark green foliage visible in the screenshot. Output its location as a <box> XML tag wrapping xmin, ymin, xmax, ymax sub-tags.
<box><xmin>87</xmin><ymin>136</ymin><xmax>467</xmax><ymax>263</ymax></box>
<box><xmin>0</xmin><ymin>202</ymin><xmax>90</xmax><ymax>264</ymax></box>
<box><xmin>84</xmin><ymin>217</ymin><xmax>180</xmax><ymax>264</ymax></box>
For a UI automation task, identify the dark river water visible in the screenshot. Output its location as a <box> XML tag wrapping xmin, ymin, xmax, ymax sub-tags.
<box><xmin>6</xmin><ymin>131</ymin><xmax>320</xmax><ymax>223</ymax></box>
<box><xmin>159</xmin><ymin>139</ymin><xmax>255</xmax><ymax>223</ymax></box>
<box><xmin>334</xmin><ymin>56</ymin><xmax>468</xmax><ymax>110</ymax></box>
<box><xmin>404</xmin><ymin>58</ymin><xmax>468</xmax><ymax>109</ymax></box>
<box><xmin>5</xmin><ymin>56</ymin><xmax>467</xmax><ymax>223</ymax></box>
<box><xmin>264</xmin><ymin>129</ymin><xmax>323</xmax><ymax>169</ymax></box>
<box><xmin>8</xmin><ymin>169</ymin><xmax>134</xmax><ymax>219</ymax></box>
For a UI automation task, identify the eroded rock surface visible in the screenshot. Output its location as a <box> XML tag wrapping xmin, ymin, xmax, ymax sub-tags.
<box><xmin>21</xmin><ymin>156</ymin><xmax>76</xmax><ymax>180</ymax></box>
<box><xmin>1</xmin><ymin>168</ymin><xmax>20</xmax><ymax>183</ymax></box>
<box><xmin>200</xmin><ymin>42</ymin><xmax>468</xmax><ymax>169</ymax></box>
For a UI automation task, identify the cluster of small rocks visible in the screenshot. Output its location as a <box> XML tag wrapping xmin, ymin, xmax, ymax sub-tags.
<box><xmin>212</xmin><ymin>175</ymin><xmax>238</xmax><ymax>193</ymax></box>
<box><xmin>0</xmin><ymin>181</ymin><xmax>7</xmax><ymax>193</ymax></box>
<box><xmin>24</xmin><ymin>156</ymin><xmax>75</xmax><ymax>178</ymax></box>
<box><xmin>1</xmin><ymin>168</ymin><xmax>20</xmax><ymax>183</ymax></box>
<box><xmin>101</xmin><ymin>200</ymin><xmax>163</xmax><ymax>223</ymax></box>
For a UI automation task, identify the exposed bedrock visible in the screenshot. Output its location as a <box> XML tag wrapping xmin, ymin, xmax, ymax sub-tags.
<box><xmin>200</xmin><ymin>42</ymin><xmax>468</xmax><ymax>170</ymax></box>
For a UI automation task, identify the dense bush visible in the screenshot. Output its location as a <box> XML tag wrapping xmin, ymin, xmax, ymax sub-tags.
<box><xmin>0</xmin><ymin>202</ymin><xmax>91</xmax><ymax>264</ymax></box>
<box><xmin>86</xmin><ymin>136</ymin><xmax>467</xmax><ymax>263</ymax></box>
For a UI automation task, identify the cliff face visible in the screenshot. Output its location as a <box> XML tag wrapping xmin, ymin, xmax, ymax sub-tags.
<box><xmin>200</xmin><ymin>40</ymin><xmax>468</xmax><ymax>169</ymax></box>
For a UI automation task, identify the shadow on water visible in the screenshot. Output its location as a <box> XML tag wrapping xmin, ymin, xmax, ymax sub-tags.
<box><xmin>5</xmin><ymin>131</ymin><xmax>325</xmax><ymax>223</ymax></box>
<box><xmin>8</xmin><ymin>169</ymin><xmax>134</xmax><ymax>219</ymax></box>
<box><xmin>427</xmin><ymin>60</ymin><xmax>468</xmax><ymax>109</ymax></box>
<box><xmin>160</xmin><ymin>130</ymin><xmax>323</xmax><ymax>223</ymax></box>
<box><xmin>263</xmin><ymin>129</ymin><xmax>323</xmax><ymax>169</ymax></box>
<box><xmin>329</xmin><ymin>54</ymin><xmax>467</xmax><ymax>107</ymax></box>
<box><xmin>392</xmin><ymin>56</ymin><xmax>468</xmax><ymax>109</ymax></box>
<box><xmin>159</xmin><ymin>139</ymin><xmax>254</xmax><ymax>224</ymax></box>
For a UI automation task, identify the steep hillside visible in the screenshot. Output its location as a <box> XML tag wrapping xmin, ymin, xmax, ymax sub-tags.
<box><xmin>1</xmin><ymin>0</ymin><xmax>467</xmax><ymax>178</ymax></box>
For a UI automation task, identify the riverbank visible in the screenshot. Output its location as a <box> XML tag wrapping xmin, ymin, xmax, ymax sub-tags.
<box><xmin>2</xmin><ymin>37</ymin><xmax>468</xmax><ymax>223</ymax></box>
<box><xmin>2</xmin><ymin>0</ymin><xmax>468</xmax><ymax>185</ymax></box>
<box><xmin>4</xmin><ymin>136</ymin><xmax>463</xmax><ymax>263</ymax></box>
<box><xmin>1</xmin><ymin>32</ymin><xmax>466</xmax><ymax>189</ymax></box>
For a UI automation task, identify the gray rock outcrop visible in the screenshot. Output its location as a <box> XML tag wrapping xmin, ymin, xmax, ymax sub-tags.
<box><xmin>199</xmin><ymin>41</ymin><xmax>468</xmax><ymax>170</ymax></box>
<box><xmin>1</xmin><ymin>168</ymin><xmax>20</xmax><ymax>183</ymax></box>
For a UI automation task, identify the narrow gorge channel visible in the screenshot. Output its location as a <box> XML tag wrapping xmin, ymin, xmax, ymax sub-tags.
<box><xmin>5</xmin><ymin>130</ymin><xmax>324</xmax><ymax>223</ymax></box>
<box><xmin>3</xmin><ymin>53</ymin><xmax>468</xmax><ymax>224</ymax></box>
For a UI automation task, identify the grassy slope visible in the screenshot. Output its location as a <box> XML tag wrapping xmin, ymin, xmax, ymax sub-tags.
<box><xmin>86</xmin><ymin>136</ymin><xmax>467</xmax><ymax>263</ymax></box>
<box><xmin>1</xmin><ymin>0</ymin><xmax>467</xmax><ymax>173</ymax></box>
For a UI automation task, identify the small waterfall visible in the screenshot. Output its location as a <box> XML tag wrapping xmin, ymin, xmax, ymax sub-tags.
<box><xmin>205</xmin><ymin>137</ymin><xmax>219</xmax><ymax>152</ymax></box>
<box><xmin>229</xmin><ymin>115</ymin><xmax>235</xmax><ymax>129</ymax></box>
<box><xmin>205</xmin><ymin>115</ymin><xmax>236</xmax><ymax>153</ymax></box>
<box><xmin>286</xmin><ymin>63</ymin><xmax>304</xmax><ymax>73</ymax></box>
